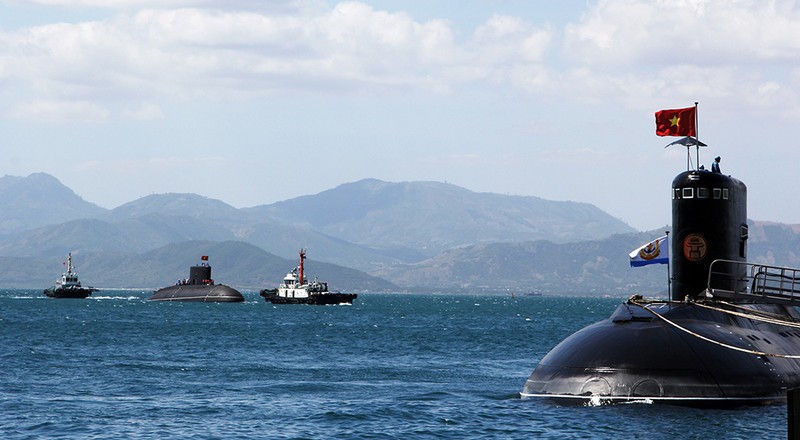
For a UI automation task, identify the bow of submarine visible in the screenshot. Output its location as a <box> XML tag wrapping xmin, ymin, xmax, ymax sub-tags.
<box><xmin>521</xmin><ymin>299</ymin><xmax>800</xmax><ymax>406</ymax></box>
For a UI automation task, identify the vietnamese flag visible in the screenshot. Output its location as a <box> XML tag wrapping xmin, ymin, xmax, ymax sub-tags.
<box><xmin>655</xmin><ymin>107</ymin><xmax>696</xmax><ymax>137</ymax></box>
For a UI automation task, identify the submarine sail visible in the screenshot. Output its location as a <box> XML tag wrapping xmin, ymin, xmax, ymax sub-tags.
<box><xmin>671</xmin><ymin>170</ymin><xmax>748</xmax><ymax>300</ymax></box>
<box><xmin>521</xmin><ymin>168</ymin><xmax>800</xmax><ymax>406</ymax></box>
<box><xmin>149</xmin><ymin>256</ymin><xmax>244</xmax><ymax>302</ymax></box>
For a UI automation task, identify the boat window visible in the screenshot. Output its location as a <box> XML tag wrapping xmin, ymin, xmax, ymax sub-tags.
<box><xmin>723</xmin><ymin>188</ymin><xmax>729</xmax><ymax>200</ymax></box>
<box><xmin>682</xmin><ymin>188</ymin><xmax>693</xmax><ymax>198</ymax></box>
<box><xmin>672</xmin><ymin>188</ymin><xmax>681</xmax><ymax>199</ymax></box>
<box><xmin>713</xmin><ymin>188</ymin><xmax>722</xmax><ymax>199</ymax></box>
<box><xmin>697</xmin><ymin>188</ymin><xmax>710</xmax><ymax>199</ymax></box>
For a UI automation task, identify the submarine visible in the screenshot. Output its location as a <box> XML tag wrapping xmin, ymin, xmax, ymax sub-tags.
<box><xmin>521</xmin><ymin>165</ymin><xmax>800</xmax><ymax>406</ymax></box>
<box><xmin>148</xmin><ymin>256</ymin><xmax>244</xmax><ymax>302</ymax></box>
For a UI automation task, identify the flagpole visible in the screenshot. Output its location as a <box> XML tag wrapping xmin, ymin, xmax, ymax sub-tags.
<box><xmin>694</xmin><ymin>102</ymin><xmax>700</xmax><ymax>170</ymax></box>
<box><xmin>665</xmin><ymin>230</ymin><xmax>671</xmax><ymax>300</ymax></box>
<box><xmin>686</xmin><ymin>145</ymin><xmax>691</xmax><ymax>171</ymax></box>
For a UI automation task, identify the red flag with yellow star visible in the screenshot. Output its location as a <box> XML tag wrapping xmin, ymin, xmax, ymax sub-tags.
<box><xmin>655</xmin><ymin>107</ymin><xmax>696</xmax><ymax>137</ymax></box>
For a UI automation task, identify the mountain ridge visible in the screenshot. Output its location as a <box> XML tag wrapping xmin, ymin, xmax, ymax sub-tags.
<box><xmin>2</xmin><ymin>172</ymin><xmax>799</xmax><ymax>294</ymax></box>
<box><xmin>0</xmin><ymin>173</ymin><xmax>634</xmax><ymax>263</ymax></box>
<box><xmin>0</xmin><ymin>173</ymin><xmax>107</xmax><ymax>238</ymax></box>
<box><xmin>246</xmin><ymin>178</ymin><xmax>635</xmax><ymax>255</ymax></box>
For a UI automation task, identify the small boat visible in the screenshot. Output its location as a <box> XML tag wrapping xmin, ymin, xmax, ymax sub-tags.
<box><xmin>260</xmin><ymin>249</ymin><xmax>357</xmax><ymax>305</ymax></box>
<box><xmin>149</xmin><ymin>255</ymin><xmax>244</xmax><ymax>302</ymax></box>
<box><xmin>43</xmin><ymin>253</ymin><xmax>97</xmax><ymax>299</ymax></box>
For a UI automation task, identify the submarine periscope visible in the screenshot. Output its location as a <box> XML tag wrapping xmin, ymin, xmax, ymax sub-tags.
<box><xmin>521</xmin><ymin>166</ymin><xmax>800</xmax><ymax>406</ymax></box>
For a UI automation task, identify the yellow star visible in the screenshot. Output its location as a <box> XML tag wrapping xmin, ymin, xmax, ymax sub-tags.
<box><xmin>669</xmin><ymin>115</ymin><xmax>680</xmax><ymax>127</ymax></box>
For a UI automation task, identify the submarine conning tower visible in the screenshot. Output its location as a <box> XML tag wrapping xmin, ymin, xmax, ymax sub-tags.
<box><xmin>671</xmin><ymin>170</ymin><xmax>748</xmax><ymax>301</ymax></box>
<box><xmin>188</xmin><ymin>264</ymin><xmax>213</xmax><ymax>285</ymax></box>
<box><xmin>521</xmin><ymin>163</ymin><xmax>800</xmax><ymax>406</ymax></box>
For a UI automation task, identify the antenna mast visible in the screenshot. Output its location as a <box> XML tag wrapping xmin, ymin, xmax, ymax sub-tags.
<box><xmin>694</xmin><ymin>102</ymin><xmax>700</xmax><ymax>170</ymax></box>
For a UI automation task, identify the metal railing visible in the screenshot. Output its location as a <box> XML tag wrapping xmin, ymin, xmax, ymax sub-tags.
<box><xmin>705</xmin><ymin>259</ymin><xmax>800</xmax><ymax>305</ymax></box>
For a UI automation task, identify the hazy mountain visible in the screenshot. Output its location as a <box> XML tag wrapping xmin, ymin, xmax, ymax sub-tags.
<box><xmin>373</xmin><ymin>232</ymin><xmax>668</xmax><ymax>295</ymax></box>
<box><xmin>7</xmin><ymin>172</ymin><xmax>800</xmax><ymax>295</ymax></box>
<box><xmin>0</xmin><ymin>173</ymin><xmax>634</xmax><ymax>272</ymax></box>
<box><xmin>0</xmin><ymin>256</ymin><xmax>54</xmax><ymax>288</ymax></box>
<box><xmin>106</xmin><ymin>193</ymin><xmax>254</xmax><ymax>226</ymax></box>
<box><xmin>237</xmin><ymin>222</ymin><xmax>412</xmax><ymax>269</ymax></box>
<box><xmin>9</xmin><ymin>225</ymin><xmax>800</xmax><ymax>294</ymax></box>
<box><xmin>372</xmin><ymin>222</ymin><xmax>800</xmax><ymax>295</ymax></box>
<box><xmin>247</xmin><ymin>179</ymin><xmax>636</xmax><ymax>256</ymax></box>
<box><xmin>0</xmin><ymin>219</ymin><xmax>135</xmax><ymax>257</ymax></box>
<box><xmin>30</xmin><ymin>240</ymin><xmax>397</xmax><ymax>292</ymax></box>
<box><xmin>0</xmin><ymin>214</ymin><xmax>236</xmax><ymax>258</ymax></box>
<box><xmin>103</xmin><ymin>192</ymin><xmax>413</xmax><ymax>267</ymax></box>
<box><xmin>0</xmin><ymin>173</ymin><xmax>107</xmax><ymax>238</ymax></box>
<box><xmin>748</xmin><ymin>221</ymin><xmax>800</xmax><ymax>267</ymax></box>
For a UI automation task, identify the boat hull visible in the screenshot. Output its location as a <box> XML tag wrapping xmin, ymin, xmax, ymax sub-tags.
<box><xmin>259</xmin><ymin>289</ymin><xmax>357</xmax><ymax>305</ymax></box>
<box><xmin>43</xmin><ymin>287</ymin><xmax>96</xmax><ymax>299</ymax></box>
<box><xmin>148</xmin><ymin>285</ymin><xmax>244</xmax><ymax>302</ymax></box>
<box><xmin>521</xmin><ymin>300</ymin><xmax>800</xmax><ymax>406</ymax></box>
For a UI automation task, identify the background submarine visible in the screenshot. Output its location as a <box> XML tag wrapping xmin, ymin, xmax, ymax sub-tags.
<box><xmin>148</xmin><ymin>256</ymin><xmax>244</xmax><ymax>302</ymax></box>
<box><xmin>521</xmin><ymin>167</ymin><xmax>800</xmax><ymax>406</ymax></box>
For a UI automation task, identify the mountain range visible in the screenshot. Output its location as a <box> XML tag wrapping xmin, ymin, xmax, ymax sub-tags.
<box><xmin>1</xmin><ymin>172</ymin><xmax>798</xmax><ymax>295</ymax></box>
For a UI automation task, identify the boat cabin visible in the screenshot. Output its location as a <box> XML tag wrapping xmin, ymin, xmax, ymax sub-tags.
<box><xmin>59</xmin><ymin>273</ymin><xmax>82</xmax><ymax>288</ymax></box>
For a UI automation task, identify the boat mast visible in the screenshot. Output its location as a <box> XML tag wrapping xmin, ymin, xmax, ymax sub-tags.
<box><xmin>298</xmin><ymin>249</ymin><xmax>306</xmax><ymax>285</ymax></box>
<box><xmin>67</xmin><ymin>253</ymin><xmax>73</xmax><ymax>275</ymax></box>
<box><xmin>694</xmin><ymin>101</ymin><xmax>700</xmax><ymax>171</ymax></box>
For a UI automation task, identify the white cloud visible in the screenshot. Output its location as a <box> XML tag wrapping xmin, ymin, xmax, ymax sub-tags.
<box><xmin>121</xmin><ymin>102</ymin><xmax>164</xmax><ymax>120</ymax></box>
<box><xmin>8</xmin><ymin>99</ymin><xmax>110</xmax><ymax>122</ymax></box>
<box><xmin>556</xmin><ymin>0</ymin><xmax>800</xmax><ymax>115</ymax></box>
<box><xmin>0</xmin><ymin>1</ymin><xmax>558</xmax><ymax>122</ymax></box>
<box><xmin>474</xmin><ymin>14</ymin><xmax>551</xmax><ymax>63</ymax></box>
<box><xmin>564</xmin><ymin>0</ymin><xmax>800</xmax><ymax>66</ymax></box>
<box><xmin>4</xmin><ymin>0</ymin><xmax>800</xmax><ymax>122</ymax></box>
<box><xmin>15</xmin><ymin>0</ymin><xmax>323</xmax><ymax>13</ymax></box>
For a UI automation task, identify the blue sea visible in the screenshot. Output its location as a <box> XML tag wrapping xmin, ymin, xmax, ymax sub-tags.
<box><xmin>0</xmin><ymin>290</ymin><xmax>788</xmax><ymax>439</ymax></box>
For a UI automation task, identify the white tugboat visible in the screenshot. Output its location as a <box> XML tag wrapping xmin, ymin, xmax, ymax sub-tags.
<box><xmin>43</xmin><ymin>253</ymin><xmax>98</xmax><ymax>299</ymax></box>
<box><xmin>260</xmin><ymin>249</ymin><xmax>357</xmax><ymax>305</ymax></box>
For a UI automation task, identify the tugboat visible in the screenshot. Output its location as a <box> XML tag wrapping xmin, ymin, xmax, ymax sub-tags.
<box><xmin>148</xmin><ymin>255</ymin><xmax>244</xmax><ymax>302</ymax></box>
<box><xmin>43</xmin><ymin>253</ymin><xmax>98</xmax><ymax>299</ymax></box>
<box><xmin>521</xmin><ymin>158</ymin><xmax>800</xmax><ymax>406</ymax></box>
<box><xmin>260</xmin><ymin>249</ymin><xmax>357</xmax><ymax>305</ymax></box>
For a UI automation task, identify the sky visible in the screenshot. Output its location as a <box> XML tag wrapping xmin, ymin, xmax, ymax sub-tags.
<box><xmin>2</xmin><ymin>0</ymin><xmax>800</xmax><ymax>231</ymax></box>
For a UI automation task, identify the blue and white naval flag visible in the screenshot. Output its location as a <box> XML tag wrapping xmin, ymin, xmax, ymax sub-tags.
<box><xmin>629</xmin><ymin>235</ymin><xmax>669</xmax><ymax>267</ymax></box>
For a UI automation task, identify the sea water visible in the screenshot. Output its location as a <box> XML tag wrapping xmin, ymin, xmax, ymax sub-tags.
<box><xmin>0</xmin><ymin>290</ymin><xmax>787</xmax><ymax>439</ymax></box>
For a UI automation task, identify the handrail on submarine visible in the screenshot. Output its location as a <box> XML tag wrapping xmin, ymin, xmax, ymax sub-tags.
<box><xmin>705</xmin><ymin>259</ymin><xmax>800</xmax><ymax>305</ymax></box>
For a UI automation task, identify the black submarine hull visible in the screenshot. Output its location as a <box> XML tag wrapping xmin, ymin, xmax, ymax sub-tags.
<box><xmin>522</xmin><ymin>169</ymin><xmax>800</xmax><ymax>406</ymax></box>
<box><xmin>521</xmin><ymin>300</ymin><xmax>800</xmax><ymax>406</ymax></box>
<box><xmin>148</xmin><ymin>285</ymin><xmax>244</xmax><ymax>302</ymax></box>
<box><xmin>149</xmin><ymin>260</ymin><xmax>244</xmax><ymax>302</ymax></box>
